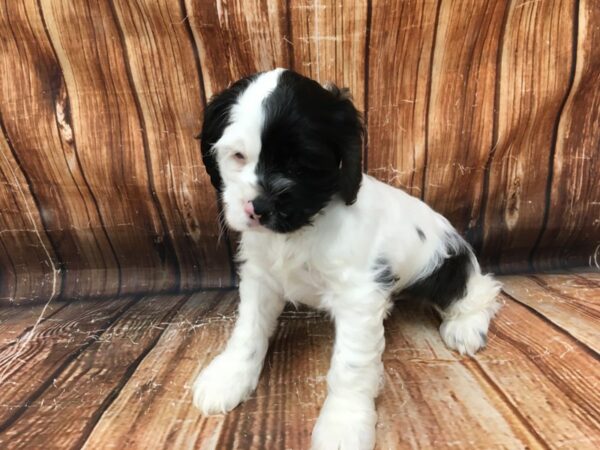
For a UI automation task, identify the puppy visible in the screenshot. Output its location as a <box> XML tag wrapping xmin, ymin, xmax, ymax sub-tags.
<box><xmin>192</xmin><ymin>68</ymin><xmax>501</xmax><ymax>450</ymax></box>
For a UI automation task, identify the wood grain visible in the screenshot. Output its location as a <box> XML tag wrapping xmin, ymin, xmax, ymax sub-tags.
<box><xmin>576</xmin><ymin>271</ymin><xmax>600</xmax><ymax>284</ymax></box>
<box><xmin>481</xmin><ymin>0</ymin><xmax>577</xmax><ymax>272</ymax></box>
<box><xmin>109</xmin><ymin>0</ymin><xmax>232</xmax><ymax>288</ymax></box>
<box><xmin>1</xmin><ymin>0</ymin><xmax>599</xmax><ymax>297</ymax></box>
<box><xmin>377</xmin><ymin>303</ymin><xmax>541</xmax><ymax>449</ymax></box>
<box><xmin>471</xmin><ymin>294</ymin><xmax>600</xmax><ymax>448</ymax></box>
<box><xmin>424</xmin><ymin>0</ymin><xmax>508</xmax><ymax>241</ymax></box>
<box><xmin>289</xmin><ymin>0</ymin><xmax>367</xmax><ymax>112</ymax></box>
<box><xmin>186</xmin><ymin>0</ymin><xmax>290</xmax><ymax>97</ymax></box>
<box><xmin>501</xmin><ymin>273</ymin><xmax>600</xmax><ymax>352</ymax></box>
<box><xmin>80</xmin><ymin>291</ymin><xmax>233</xmax><ymax>449</ymax></box>
<box><xmin>366</xmin><ymin>0</ymin><xmax>438</xmax><ymax>196</ymax></box>
<box><xmin>0</xmin><ymin>126</ymin><xmax>60</xmax><ymax>303</ymax></box>
<box><xmin>0</xmin><ymin>274</ymin><xmax>599</xmax><ymax>448</ymax></box>
<box><xmin>0</xmin><ymin>294</ymin><xmax>189</xmax><ymax>449</ymax></box>
<box><xmin>0</xmin><ymin>0</ymin><xmax>114</xmax><ymax>298</ymax></box>
<box><xmin>40</xmin><ymin>0</ymin><xmax>179</xmax><ymax>295</ymax></box>
<box><xmin>186</xmin><ymin>0</ymin><xmax>292</xmax><ymax>280</ymax></box>
<box><xmin>0</xmin><ymin>301</ymin><xmax>65</xmax><ymax>347</ymax></box>
<box><xmin>535</xmin><ymin>0</ymin><xmax>600</xmax><ymax>270</ymax></box>
<box><xmin>0</xmin><ymin>297</ymin><xmax>135</xmax><ymax>428</ymax></box>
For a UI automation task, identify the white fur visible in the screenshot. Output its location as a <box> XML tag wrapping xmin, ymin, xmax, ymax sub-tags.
<box><xmin>213</xmin><ymin>69</ymin><xmax>284</xmax><ymax>232</ymax></box>
<box><xmin>193</xmin><ymin>69</ymin><xmax>501</xmax><ymax>450</ymax></box>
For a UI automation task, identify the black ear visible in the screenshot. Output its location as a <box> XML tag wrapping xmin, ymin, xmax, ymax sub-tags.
<box><xmin>326</xmin><ymin>84</ymin><xmax>364</xmax><ymax>205</ymax></box>
<box><xmin>199</xmin><ymin>76</ymin><xmax>256</xmax><ymax>192</ymax></box>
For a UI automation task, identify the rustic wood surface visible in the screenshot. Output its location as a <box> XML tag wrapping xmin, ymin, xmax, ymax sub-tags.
<box><xmin>0</xmin><ymin>273</ymin><xmax>598</xmax><ymax>449</ymax></box>
<box><xmin>0</xmin><ymin>0</ymin><xmax>598</xmax><ymax>299</ymax></box>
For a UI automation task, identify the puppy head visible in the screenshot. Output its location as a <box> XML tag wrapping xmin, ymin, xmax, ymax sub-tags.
<box><xmin>200</xmin><ymin>69</ymin><xmax>363</xmax><ymax>233</ymax></box>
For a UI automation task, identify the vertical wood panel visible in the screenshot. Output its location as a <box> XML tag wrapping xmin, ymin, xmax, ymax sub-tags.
<box><xmin>425</xmin><ymin>0</ymin><xmax>508</xmax><ymax>239</ymax></box>
<box><xmin>535</xmin><ymin>0</ymin><xmax>600</xmax><ymax>270</ymax></box>
<box><xmin>367</xmin><ymin>0</ymin><xmax>439</xmax><ymax>197</ymax></box>
<box><xmin>289</xmin><ymin>0</ymin><xmax>368</xmax><ymax>111</ymax></box>
<box><xmin>41</xmin><ymin>0</ymin><xmax>180</xmax><ymax>295</ymax></box>
<box><xmin>0</xmin><ymin>127</ymin><xmax>59</xmax><ymax>302</ymax></box>
<box><xmin>186</xmin><ymin>0</ymin><xmax>290</xmax><ymax>97</ymax></box>
<box><xmin>481</xmin><ymin>0</ymin><xmax>577</xmax><ymax>272</ymax></box>
<box><xmin>109</xmin><ymin>0</ymin><xmax>232</xmax><ymax>288</ymax></box>
<box><xmin>0</xmin><ymin>0</ymin><xmax>598</xmax><ymax>298</ymax></box>
<box><xmin>0</xmin><ymin>1</ymin><xmax>117</xmax><ymax>298</ymax></box>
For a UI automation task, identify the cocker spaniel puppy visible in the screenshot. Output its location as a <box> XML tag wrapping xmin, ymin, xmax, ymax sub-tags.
<box><xmin>193</xmin><ymin>68</ymin><xmax>501</xmax><ymax>450</ymax></box>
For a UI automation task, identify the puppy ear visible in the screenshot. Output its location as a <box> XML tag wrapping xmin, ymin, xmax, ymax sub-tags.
<box><xmin>199</xmin><ymin>98</ymin><xmax>225</xmax><ymax>192</ymax></box>
<box><xmin>326</xmin><ymin>83</ymin><xmax>364</xmax><ymax>205</ymax></box>
<box><xmin>199</xmin><ymin>76</ymin><xmax>255</xmax><ymax>191</ymax></box>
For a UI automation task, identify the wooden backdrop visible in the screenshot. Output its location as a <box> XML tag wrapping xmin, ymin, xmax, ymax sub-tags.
<box><xmin>0</xmin><ymin>0</ymin><xmax>598</xmax><ymax>302</ymax></box>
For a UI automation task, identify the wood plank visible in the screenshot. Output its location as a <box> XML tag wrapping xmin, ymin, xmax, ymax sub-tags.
<box><xmin>481</xmin><ymin>0</ymin><xmax>577</xmax><ymax>272</ymax></box>
<box><xmin>0</xmin><ymin>0</ymin><xmax>115</xmax><ymax>298</ymax></box>
<box><xmin>366</xmin><ymin>0</ymin><xmax>438</xmax><ymax>196</ymax></box>
<box><xmin>0</xmin><ymin>276</ymin><xmax>596</xmax><ymax>448</ymax></box>
<box><xmin>82</xmin><ymin>293</ymin><xmax>543</xmax><ymax>449</ymax></box>
<box><xmin>501</xmin><ymin>274</ymin><xmax>600</xmax><ymax>352</ymax></box>
<box><xmin>108</xmin><ymin>0</ymin><xmax>232</xmax><ymax>289</ymax></box>
<box><xmin>210</xmin><ymin>307</ymin><xmax>331</xmax><ymax>449</ymax></box>
<box><xmin>0</xmin><ymin>126</ymin><xmax>60</xmax><ymax>303</ymax></box>
<box><xmin>471</xmin><ymin>294</ymin><xmax>600</xmax><ymax>449</ymax></box>
<box><xmin>535</xmin><ymin>0</ymin><xmax>600</xmax><ymax>270</ymax></box>
<box><xmin>0</xmin><ymin>297</ymin><xmax>135</xmax><ymax>428</ymax></box>
<box><xmin>576</xmin><ymin>271</ymin><xmax>600</xmax><ymax>284</ymax></box>
<box><xmin>81</xmin><ymin>294</ymin><xmax>330</xmax><ymax>450</ymax></box>
<box><xmin>0</xmin><ymin>294</ymin><xmax>189</xmax><ymax>449</ymax></box>
<box><xmin>424</xmin><ymin>0</ymin><xmax>508</xmax><ymax>238</ymax></box>
<box><xmin>40</xmin><ymin>0</ymin><xmax>179</xmax><ymax>295</ymax></box>
<box><xmin>186</xmin><ymin>0</ymin><xmax>290</xmax><ymax>98</ymax></box>
<box><xmin>0</xmin><ymin>302</ymin><xmax>66</xmax><ymax>348</ymax></box>
<box><xmin>288</xmin><ymin>0</ymin><xmax>368</xmax><ymax>112</ymax></box>
<box><xmin>376</xmin><ymin>302</ymin><xmax>540</xmax><ymax>449</ymax></box>
<box><xmin>80</xmin><ymin>291</ymin><xmax>235</xmax><ymax>449</ymax></box>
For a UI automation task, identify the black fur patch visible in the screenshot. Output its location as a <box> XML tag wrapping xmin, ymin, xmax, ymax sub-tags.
<box><xmin>416</xmin><ymin>227</ymin><xmax>426</xmax><ymax>242</ymax></box>
<box><xmin>252</xmin><ymin>70</ymin><xmax>364</xmax><ymax>233</ymax></box>
<box><xmin>404</xmin><ymin>242</ymin><xmax>472</xmax><ymax>310</ymax></box>
<box><xmin>373</xmin><ymin>257</ymin><xmax>398</xmax><ymax>288</ymax></box>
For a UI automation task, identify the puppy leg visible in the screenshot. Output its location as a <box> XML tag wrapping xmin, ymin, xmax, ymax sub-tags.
<box><xmin>312</xmin><ymin>290</ymin><xmax>388</xmax><ymax>450</ymax></box>
<box><xmin>193</xmin><ymin>269</ymin><xmax>284</xmax><ymax>414</ymax></box>
<box><xmin>439</xmin><ymin>271</ymin><xmax>502</xmax><ymax>356</ymax></box>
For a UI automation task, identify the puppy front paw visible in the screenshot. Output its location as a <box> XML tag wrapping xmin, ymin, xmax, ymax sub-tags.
<box><xmin>192</xmin><ymin>352</ymin><xmax>261</xmax><ymax>415</ymax></box>
<box><xmin>311</xmin><ymin>396</ymin><xmax>377</xmax><ymax>450</ymax></box>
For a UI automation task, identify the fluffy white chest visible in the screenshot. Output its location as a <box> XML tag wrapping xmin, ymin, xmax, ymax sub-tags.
<box><xmin>243</xmin><ymin>230</ymin><xmax>357</xmax><ymax>309</ymax></box>
<box><xmin>265</xmin><ymin>239</ymin><xmax>330</xmax><ymax>308</ymax></box>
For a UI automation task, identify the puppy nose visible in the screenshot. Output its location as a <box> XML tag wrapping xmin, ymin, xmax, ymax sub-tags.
<box><xmin>244</xmin><ymin>201</ymin><xmax>260</xmax><ymax>220</ymax></box>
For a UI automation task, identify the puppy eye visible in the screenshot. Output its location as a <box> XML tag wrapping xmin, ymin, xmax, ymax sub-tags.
<box><xmin>232</xmin><ymin>152</ymin><xmax>246</xmax><ymax>162</ymax></box>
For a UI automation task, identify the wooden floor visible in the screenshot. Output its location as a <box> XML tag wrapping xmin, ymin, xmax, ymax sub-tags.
<box><xmin>0</xmin><ymin>273</ymin><xmax>598</xmax><ymax>449</ymax></box>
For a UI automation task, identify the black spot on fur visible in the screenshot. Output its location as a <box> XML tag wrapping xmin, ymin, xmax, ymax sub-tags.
<box><xmin>416</xmin><ymin>227</ymin><xmax>426</xmax><ymax>242</ymax></box>
<box><xmin>479</xmin><ymin>331</ymin><xmax>488</xmax><ymax>347</ymax></box>
<box><xmin>373</xmin><ymin>257</ymin><xmax>398</xmax><ymax>288</ymax></box>
<box><xmin>404</xmin><ymin>242</ymin><xmax>473</xmax><ymax>310</ymax></box>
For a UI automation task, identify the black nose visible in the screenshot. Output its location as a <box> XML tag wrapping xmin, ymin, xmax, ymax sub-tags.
<box><xmin>252</xmin><ymin>196</ymin><xmax>273</xmax><ymax>217</ymax></box>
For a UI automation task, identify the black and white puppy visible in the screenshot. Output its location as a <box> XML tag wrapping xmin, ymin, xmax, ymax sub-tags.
<box><xmin>193</xmin><ymin>68</ymin><xmax>501</xmax><ymax>450</ymax></box>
